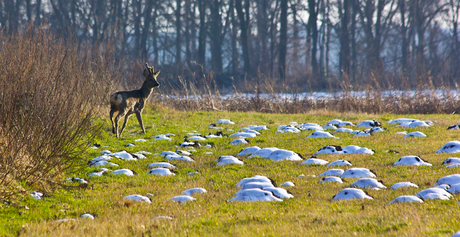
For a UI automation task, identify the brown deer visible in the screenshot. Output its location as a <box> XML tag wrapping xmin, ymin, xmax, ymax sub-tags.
<box><xmin>110</xmin><ymin>63</ymin><xmax>160</xmax><ymax>138</ymax></box>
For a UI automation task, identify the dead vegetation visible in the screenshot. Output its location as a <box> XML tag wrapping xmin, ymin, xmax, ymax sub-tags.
<box><xmin>153</xmin><ymin>74</ymin><xmax>460</xmax><ymax>114</ymax></box>
<box><xmin>0</xmin><ymin>27</ymin><xmax>122</xmax><ymax>198</ymax></box>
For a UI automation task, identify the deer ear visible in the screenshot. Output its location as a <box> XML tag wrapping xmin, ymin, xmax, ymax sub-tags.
<box><xmin>143</xmin><ymin>69</ymin><xmax>148</xmax><ymax>78</ymax></box>
<box><xmin>153</xmin><ymin>70</ymin><xmax>161</xmax><ymax>77</ymax></box>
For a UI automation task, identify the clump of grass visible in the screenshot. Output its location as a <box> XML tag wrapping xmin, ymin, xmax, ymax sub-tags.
<box><xmin>0</xmin><ymin>27</ymin><xmax>122</xmax><ymax>199</ymax></box>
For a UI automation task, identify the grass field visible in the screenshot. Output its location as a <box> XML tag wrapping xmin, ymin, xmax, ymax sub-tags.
<box><xmin>3</xmin><ymin>108</ymin><xmax>460</xmax><ymax>236</ymax></box>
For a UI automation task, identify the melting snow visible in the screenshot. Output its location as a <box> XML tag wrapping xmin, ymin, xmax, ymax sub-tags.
<box><xmin>230</xmin><ymin>138</ymin><xmax>249</xmax><ymax>145</ymax></box>
<box><xmin>403</xmin><ymin>131</ymin><xmax>427</xmax><ymax>138</ymax></box>
<box><xmin>165</xmin><ymin>154</ymin><xmax>194</xmax><ymax>162</ymax></box>
<box><xmin>181</xmin><ymin>188</ymin><xmax>207</xmax><ymax>196</ymax></box>
<box><xmin>389</xmin><ymin>195</ymin><xmax>424</xmax><ymax>204</ymax></box>
<box><xmin>216</xmin><ymin>119</ymin><xmax>235</xmax><ymax>124</ymax></box>
<box><xmin>340</xmin><ymin>168</ymin><xmax>376</xmax><ymax>178</ymax></box>
<box><xmin>327</xmin><ymin>160</ymin><xmax>352</xmax><ymax>167</ymax></box>
<box><xmin>169</xmin><ymin>195</ymin><xmax>196</xmax><ymax>203</ymax></box>
<box><xmin>350</xmin><ymin>178</ymin><xmax>386</xmax><ymax>189</ymax></box>
<box><xmin>319</xmin><ymin>176</ymin><xmax>343</xmax><ymax>183</ymax></box>
<box><xmin>319</xmin><ymin>169</ymin><xmax>345</xmax><ymax>177</ymax></box>
<box><xmin>229</xmin><ymin>189</ymin><xmax>283</xmax><ymax>202</ymax></box>
<box><xmin>333</xmin><ymin>188</ymin><xmax>373</xmax><ymax>200</ymax></box>
<box><xmin>123</xmin><ymin>195</ymin><xmax>151</xmax><ymax>203</ymax></box>
<box><xmin>307</xmin><ymin>131</ymin><xmax>337</xmax><ymax>139</ymax></box>
<box><xmin>356</xmin><ymin>120</ymin><xmax>381</xmax><ymax>128</ymax></box>
<box><xmin>216</xmin><ymin>156</ymin><xmax>244</xmax><ymax>166</ymax></box>
<box><xmin>416</xmin><ymin>188</ymin><xmax>452</xmax><ymax>200</ymax></box>
<box><xmin>436</xmin><ymin>141</ymin><xmax>460</xmax><ymax>153</ymax></box>
<box><xmin>390</xmin><ymin>182</ymin><xmax>419</xmax><ymax>190</ymax></box>
<box><xmin>393</xmin><ymin>156</ymin><xmax>432</xmax><ymax>166</ymax></box>
<box><xmin>236</xmin><ymin>146</ymin><xmax>261</xmax><ymax>156</ymax></box>
<box><xmin>148</xmin><ymin>162</ymin><xmax>176</xmax><ymax>169</ymax></box>
<box><xmin>112</xmin><ymin>169</ymin><xmax>135</xmax><ymax>176</ymax></box>
<box><xmin>279</xmin><ymin>182</ymin><xmax>295</xmax><ymax>187</ymax></box>
<box><xmin>442</xmin><ymin>157</ymin><xmax>460</xmax><ymax>165</ymax></box>
<box><xmin>146</xmin><ymin>168</ymin><xmax>175</xmax><ymax>176</ymax></box>
<box><xmin>301</xmin><ymin>157</ymin><xmax>329</xmax><ymax>166</ymax></box>
<box><xmin>435</xmin><ymin>174</ymin><xmax>460</xmax><ymax>186</ymax></box>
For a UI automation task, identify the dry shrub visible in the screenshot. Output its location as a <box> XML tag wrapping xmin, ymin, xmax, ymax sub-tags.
<box><xmin>0</xmin><ymin>27</ymin><xmax>121</xmax><ymax>198</ymax></box>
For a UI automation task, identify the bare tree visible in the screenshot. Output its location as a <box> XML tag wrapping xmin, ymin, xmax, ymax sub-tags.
<box><xmin>230</xmin><ymin>0</ymin><xmax>240</xmax><ymax>79</ymax></box>
<box><xmin>236</xmin><ymin>0</ymin><xmax>251</xmax><ymax>78</ymax></box>
<box><xmin>209</xmin><ymin>0</ymin><xmax>224</xmax><ymax>74</ymax></box>
<box><xmin>176</xmin><ymin>0</ymin><xmax>182</xmax><ymax>65</ymax></box>
<box><xmin>279</xmin><ymin>0</ymin><xmax>288</xmax><ymax>81</ymax></box>
<box><xmin>141</xmin><ymin>1</ymin><xmax>154</xmax><ymax>61</ymax></box>
<box><xmin>339</xmin><ymin>0</ymin><xmax>352</xmax><ymax>77</ymax></box>
<box><xmin>398</xmin><ymin>0</ymin><xmax>411</xmax><ymax>83</ymax></box>
<box><xmin>411</xmin><ymin>0</ymin><xmax>446</xmax><ymax>86</ymax></box>
<box><xmin>447</xmin><ymin>0</ymin><xmax>460</xmax><ymax>83</ymax></box>
<box><xmin>307</xmin><ymin>0</ymin><xmax>320</xmax><ymax>79</ymax></box>
<box><xmin>357</xmin><ymin>0</ymin><xmax>397</xmax><ymax>81</ymax></box>
<box><xmin>184</xmin><ymin>0</ymin><xmax>192</xmax><ymax>63</ymax></box>
<box><xmin>256</xmin><ymin>0</ymin><xmax>269</xmax><ymax>73</ymax></box>
<box><xmin>197</xmin><ymin>0</ymin><xmax>207</xmax><ymax>68</ymax></box>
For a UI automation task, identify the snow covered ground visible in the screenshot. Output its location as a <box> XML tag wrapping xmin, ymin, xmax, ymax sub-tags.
<box><xmin>161</xmin><ymin>90</ymin><xmax>459</xmax><ymax>102</ymax></box>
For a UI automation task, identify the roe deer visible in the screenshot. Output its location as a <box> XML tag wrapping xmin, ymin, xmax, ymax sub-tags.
<box><xmin>110</xmin><ymin>63</ymin><xmax>160</xmax><ymax>138</ymax></box>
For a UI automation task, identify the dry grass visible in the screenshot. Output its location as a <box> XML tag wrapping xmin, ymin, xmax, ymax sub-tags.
<box><xmin>0</xmin><ymin>27</ymin><xmax>123</xmax><ymax>199</ymax></box>
<box><xmin>154</xmin><ymin>89</ymin><xmax>459</xmax><ymax>114</ymax></box>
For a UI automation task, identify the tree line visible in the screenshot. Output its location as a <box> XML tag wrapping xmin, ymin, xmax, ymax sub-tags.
<box><xmin>1</xmin><ymin>0</ymin><xmax>459</xmax><ymax>91</ymax></box>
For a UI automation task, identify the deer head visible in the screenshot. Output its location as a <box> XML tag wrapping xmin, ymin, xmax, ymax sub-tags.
<box><xmin>143</xmin><ymin>63</ymin><xmax>160</xmax><ymax>88</ymax></box>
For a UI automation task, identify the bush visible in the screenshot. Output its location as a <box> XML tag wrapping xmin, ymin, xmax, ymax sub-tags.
<box><xmin>0</xmin><ymin>27</ymin><xmax>121</xmax><ymax>199</ymax></box>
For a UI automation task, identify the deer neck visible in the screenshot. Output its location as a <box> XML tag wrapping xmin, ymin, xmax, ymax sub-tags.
<box><xmin>139</xmin><ymin>83</ymin><xmax>153</xmax><ymax>99</ymax></box>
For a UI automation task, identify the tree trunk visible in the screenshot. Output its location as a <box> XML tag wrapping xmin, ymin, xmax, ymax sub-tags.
<box><xmin>451</xmin><ymin>0</ymin><xmax>460</xmax><ymax>82</ymax></box>
<box><xmin>235</xmin><ymin>0</ymin><xmax>251</xmax><ymax>78</ymax></box>
<box><xmin>308</xmin><ymin>0</ymin><xmax>319</xmax><ymax>79</ymax></box>
<box><xmin>256</xmin><ymin>0</ymin><xmax>269</xmax><ymax>72</ymax></box>
<box><xmin>279</xmin><ymin>0</ymin><xmax>288</xmax><ymax>81</ymax></box>
<box><xmin>153</xmin><ymin>8</ymin><xmax>159</xmax><ymax>63</ymax></box>
<box><xmin>399</xmin><ymin>0</ymin><xmax>409</xmax><ymax>81</ymax></box>
<box><xmin>209</xmin><ymin>0</ymin><xmax>223</xmax><ymax>74</ymax></box>
<box><xmin>141</xmin><ymin>1</ymin><xmax>153</xmax><ymax>62</ymax></box>
<box><xmin>269</xmin><ymin>0</ymin><xmax>280</xmax><ymax>78</ymax></box>
<box><xmin>25</xmin><ymin>0</ymin><xmax>32</xmax><ymax>23</ymax></box>
<box><xmin>191</xmin><ymin>1</ymin><xmax>197</xmax><ymax>61</ymax></box>
<box><xmin>176</xmin><ymin>0</ymin><xmax>182</xmax><ymax>65</ymax></box>
<box><xmin>185</xmin><ymin>0</ymin><xmax>192</xmax><ymax>63</ymax></box>
<box><xmin>339</xmin><ymin>0</ymin><xmax>351</xmax><ymax>77</ymax></box>
<box><xmin>230</xmin><ymin>0</ymin><xmax>239</xmax><ymax>79</ymax></box>
<box><xmin>35</xmin><ymin>0</ymin><xmax>41</xmax><ymax>26</ymax></box>
<box><xmin>350</xmin><ymin>0</ymin><xmax>358</xmax><ymax>84</ymax></box>
<box><xmin>291</xmin><ymin>1</ymin><xmax>299</xmax><ymax>68</ymax></box>
<box><xmin>5</xmin><ymin>0</ymin><xmax>18</xmax><ymax>32</ymax></box>
<box><xmin>197</xmin><ymin>0</ymin><xmax>206</xmax><ymax>68</ymax></box>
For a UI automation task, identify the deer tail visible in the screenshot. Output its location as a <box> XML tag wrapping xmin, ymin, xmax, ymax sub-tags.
<box><xmin>110</xmin><ymin>93</ymin><xmax>124</xmax><ymax>106</ymax></box>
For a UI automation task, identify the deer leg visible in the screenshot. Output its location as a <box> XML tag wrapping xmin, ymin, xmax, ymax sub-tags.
<box><xmin>119</xmin><ymin>114</ymin><xmax>132</xmax><ymax>137</ymax></box>
<box><xmin>135</xmin><ymin>112</ymin><xmax>146</xmax><ymax>133</ymax></box>
<box><xmin>110</xmin><ymin>107</ymin><xmax>117</xmax><ymax>134</ymax></box>
<box><xmin>114</xmin><ymin>113</ymin><xmax>124</xmax><ymax>138</ymax></box>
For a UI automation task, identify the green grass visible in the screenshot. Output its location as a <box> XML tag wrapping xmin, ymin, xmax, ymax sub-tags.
<box><xmin>3</xmin><ymin>108</ymin><xmax>460</xmax><ymax>236</ymax></box>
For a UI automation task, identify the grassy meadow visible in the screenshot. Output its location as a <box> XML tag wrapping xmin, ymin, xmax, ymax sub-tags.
<box><xmin>3</xmin><ymin>108</ymin><xmax>460</xmax><ymax>236</ymax></box>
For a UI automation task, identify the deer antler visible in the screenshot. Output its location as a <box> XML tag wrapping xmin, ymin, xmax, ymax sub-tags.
<box><xmin>145</xmin><ymin>63</ymin><xmax>154</xmax><ymax>72</ymax></box>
